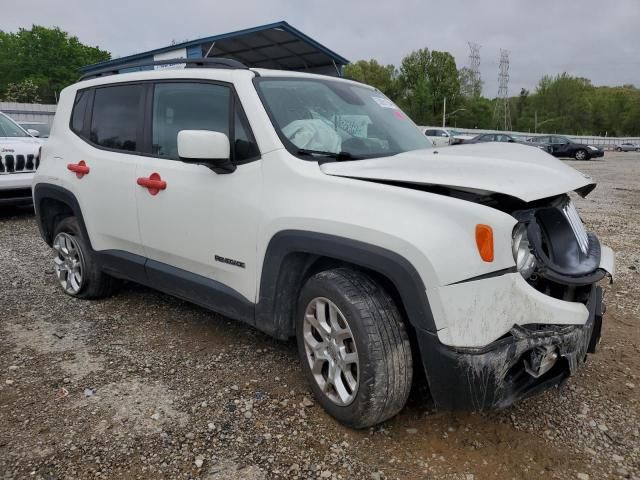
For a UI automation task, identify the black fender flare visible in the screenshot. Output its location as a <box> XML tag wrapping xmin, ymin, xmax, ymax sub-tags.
<box><xmin>33</xmin><ymin>183</ymin><xmax>91</xmax><ymax>248</ymax></box>
<box><xmin>255</xmin><ymin>230</ymin><xmax>436</xmax><ymax>339</ymax></box>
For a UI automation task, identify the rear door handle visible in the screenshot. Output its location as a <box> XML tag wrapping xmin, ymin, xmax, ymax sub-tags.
<box><xmin>137</xmin><ymin>172</ymin><xmax>167</xmax><ymax>196</ymax></box>
<box><xmin>67</xmin><ymin>160</ymin><xmax>90</xmax><ymax>179</ymax></box>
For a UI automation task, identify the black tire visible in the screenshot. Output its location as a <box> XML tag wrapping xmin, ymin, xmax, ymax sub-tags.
<box><xmin>574</xmin><ymin>149</ymin><xmax>588</xmax><ymax>160</ymax></box>
<box><xmin>52</xmin><ymin>216</ymin><xmax>119</xmax><ymax>299</ymax></box>
<box><xmin>296</xmin><ymin>268</ymin><xmax>413</xmax><ymax>428</ymax></box>
<box><xmin>616</xmin><ymin>147</ymin><xmax>622</xmax><ymax>152</ymax></box>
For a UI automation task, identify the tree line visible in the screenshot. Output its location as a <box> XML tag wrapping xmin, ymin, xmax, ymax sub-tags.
<box><xmin>0</xmin><ymin>26</ymin><xmax>110</xmax><ymax>104</ymax></box>
<box><xmin>344</xmin><ymin>56</ymin><xmax>640</xmax><ymax>137</ymax></box>
<box><xmin>1</xmin><ymin>26</ymin><xmax>638</xmax><ymax>136</ymax></box>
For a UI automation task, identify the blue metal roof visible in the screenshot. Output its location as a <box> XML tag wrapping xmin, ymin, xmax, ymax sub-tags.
<box><xmin>82</xmin><ymin>21</ymin><xmax>349</xmax><ymax>74</ymax></box>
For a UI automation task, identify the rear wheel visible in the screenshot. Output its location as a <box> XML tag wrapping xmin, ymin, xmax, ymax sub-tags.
<box><xmin>296</xmin><ymin>268</ymin><xmax>413</xmax><ymax>428</ymax></box>
<box><xmin>575</xmin><ymin>149</ymin><xmax>588</xmax><ymax>160</ymax></box>
<box><xmin>52</xmin><ymin>217</ymin><xmax>119</xmax><ymax>299</ymax></box>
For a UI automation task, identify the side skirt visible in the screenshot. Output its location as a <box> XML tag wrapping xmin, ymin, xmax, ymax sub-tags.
<box><xmin>96</xmin><ymin>250</ymin><xmax>255</xmax><ymax>327</ymax></box>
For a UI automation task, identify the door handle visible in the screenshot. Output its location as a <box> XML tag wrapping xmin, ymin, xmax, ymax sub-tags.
<box><xmin>67</xmin><ymin>160</ymin><xmax>90</xmax><ymax>179</ymax></box>
<box><xmin>137</xmin><ymin>172</ymin><xmax>167</xmax><ymax>195</ymax></box>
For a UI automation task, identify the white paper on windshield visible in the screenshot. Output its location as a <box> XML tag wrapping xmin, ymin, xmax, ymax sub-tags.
<box><xmin>372</xmin><ymin>96</ymin><xmax>398</xmax><ymax>109</ymax></box>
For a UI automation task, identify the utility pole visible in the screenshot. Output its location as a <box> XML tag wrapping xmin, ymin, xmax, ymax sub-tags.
<box><xmin>493</xmin><ymin>49</ymin><xmax>512</xmax><ymax>131</ymax></box>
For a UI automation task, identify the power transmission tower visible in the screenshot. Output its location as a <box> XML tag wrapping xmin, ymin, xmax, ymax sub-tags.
<box><xmin>493</xmin><ymin>49</ymin><xmax>512</xmax><ymax>131</ymax></box>
<box><xmin>468</xmin><ymin>42</ymin><xmax>481</xmax><ymax>97</ymax></box>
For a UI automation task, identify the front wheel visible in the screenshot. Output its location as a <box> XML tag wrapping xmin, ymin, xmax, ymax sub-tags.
<box><xmin>616</xmin><ymin>147</ymin><xmax>622</xmax><ymax>152</ymax></box>
<box><xmin>575</xmin><ymin>149</ymin><xmax>588</xmax><ymax>160</ymax></box>
<box><xmin>296</xmin><ymin>268</ymin><xmax>413</xmax><ymax>428</ymax></box>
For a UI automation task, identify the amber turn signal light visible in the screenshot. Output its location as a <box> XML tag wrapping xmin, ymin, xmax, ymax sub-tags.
<box><xmin>475</xmin><ymin>224</ymin><xmax>494</xmax><ymax>262</ymax></box>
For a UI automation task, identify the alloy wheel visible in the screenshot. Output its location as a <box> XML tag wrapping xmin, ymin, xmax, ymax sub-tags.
<box><xmin>302</xmin><ymin>297</ymin><xmax>359</xmax><ymax>406</ymax></box>
<box><xmin>53</xmin><ymin>232</ymin><xmax>85</xmax><ymax>295</ymax></box>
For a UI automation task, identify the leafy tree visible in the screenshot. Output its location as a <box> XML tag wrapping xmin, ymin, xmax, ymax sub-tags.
<box><xmin>343</xmin><ymin>59</ymin><xmax>399</xmax><ymax>98</ymax></box>
<box><xmin>425</xmin><ymin>51</ymin><xmax>460</xmax><ymax>118</ymax></box>
<box><xmin>0</xmin><ymin>25</ymin><xmax>110</xmax><ymax>103</ymax></box>
<box><xmin>3</xmin><ymin>79</ymin><xmax>41</xmax><ymax>103</ymax></box>
<box><xmin>396</xmin><ymin>48</ymin><xmax>433</xmax><ymax>124</ymax></box>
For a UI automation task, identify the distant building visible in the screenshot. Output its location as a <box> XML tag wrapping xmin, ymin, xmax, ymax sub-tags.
<box><xmin>81</xmin><ymin>21</ymin><xmax>349</xmax><ymax>77</ymax></box>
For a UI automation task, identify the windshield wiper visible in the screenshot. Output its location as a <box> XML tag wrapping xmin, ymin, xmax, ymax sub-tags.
<box><xmin>296</xmin><ymin>148</ymin><xmax>358</xmax><ymax>161</ymax></box>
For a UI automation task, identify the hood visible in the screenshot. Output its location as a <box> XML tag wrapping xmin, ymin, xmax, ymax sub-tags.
<box><xmin>320</xmin><ymin>142</ymin><xmax>595</xmax><ymax>203</ymax></box>
<box><xmin>0</xmin><ymin>136</ymin><xmax>42</xmax><ymax>154</ymax></box>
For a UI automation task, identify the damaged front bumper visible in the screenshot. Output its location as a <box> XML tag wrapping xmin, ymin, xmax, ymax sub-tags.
<box><xmin>417</xmin><ymin>285</ymin><xmax>605</xmax><ymax>411</ymax></box>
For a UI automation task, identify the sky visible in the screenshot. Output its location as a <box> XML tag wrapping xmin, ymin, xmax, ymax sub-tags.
<box><xmin>3</xmin><ymin>0</ymin><xmax>639</xmax><ymax>96</ymax></box>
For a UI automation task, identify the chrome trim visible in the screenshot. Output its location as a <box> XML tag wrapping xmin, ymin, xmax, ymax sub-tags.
<box><xmin>562</xmin><ymin>200</ymin><xmax>589</xmax><ymax>254</ymax></box>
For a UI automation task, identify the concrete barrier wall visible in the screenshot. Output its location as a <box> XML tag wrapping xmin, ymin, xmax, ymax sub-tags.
<box><xmin>0</xmin><ymin>102</ymin><xmax>57</xmax><ymax>127</ymax></box>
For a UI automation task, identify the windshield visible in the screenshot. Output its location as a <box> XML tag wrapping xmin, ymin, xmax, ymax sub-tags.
<box><xmin>254</xmin><ymin>77</ymin><xmax>432</xmax><ymax>159</ymax></box>
<box><xmin>20</xmin><ymin>123</ymin><xmax>50</xmax><ymax>137</ymax></box>
<box><xmin>0</xmin><ymin>114</ymin><xmax>29</xmax><ymax>138</ymax></box>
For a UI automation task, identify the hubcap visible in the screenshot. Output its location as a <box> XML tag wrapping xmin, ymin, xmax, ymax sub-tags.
<box><xmin>302</xmin><ymin>297</ymin><xmax>359</xmax><ymax>406</ymax></box>
<box><xmin>53</xmin><ymin>232</ymin><xmax>85</xmax><ymax>295</ymax></box>
<box><xmin>576</xmin><ymin>150</ymin><xmax>586</xmax><ymax>160</ymax></box>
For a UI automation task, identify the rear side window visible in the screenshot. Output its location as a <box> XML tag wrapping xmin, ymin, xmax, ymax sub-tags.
<box><xmin>70</xmin><ymin>90</ymin><xmax>89</xmax><ymax>135</ymax></box>
<box><xmin>90</xmin><ymin>84</ymin><xmax>144</xmax><ymax>152</ymax></box>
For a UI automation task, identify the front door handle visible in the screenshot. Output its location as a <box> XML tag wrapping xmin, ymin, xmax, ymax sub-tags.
<box><xmin>137</xmin><ymin>172</ymin><xmax>167</xmax><ymax>196</ymax></box>
<box><xmin>67</xmin><ymin>160</ymin><xmax>90</xmax><ymax>179</ymax></box>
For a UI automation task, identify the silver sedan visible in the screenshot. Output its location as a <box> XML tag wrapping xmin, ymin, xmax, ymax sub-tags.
<box><xmin>615</xmin><ymin>142</ymin><xmax>640</xmax><ymax>152</ymax></box>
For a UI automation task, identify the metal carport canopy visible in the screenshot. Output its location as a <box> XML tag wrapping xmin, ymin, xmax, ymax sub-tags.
<box><xmin>81</xmin><ymin>21</ymin><xmax>349</xmax><ymax>76</ymax></box>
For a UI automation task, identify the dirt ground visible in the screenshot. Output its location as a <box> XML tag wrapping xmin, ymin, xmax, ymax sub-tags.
<box><xmin>1</xmin><ymin>152</ymin><xmax>638</xmax><ymax>480</ymax></box>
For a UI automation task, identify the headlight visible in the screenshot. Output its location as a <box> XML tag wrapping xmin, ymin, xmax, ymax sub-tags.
<box><xmin>587</xmin><ymin>145</ymin><xmax>598</xmax><ymax>151</ymax></box>
<box><xmin>512</xmin><ymin>224</ymin><xmax>536</xmax><ymax>279</ymax></box>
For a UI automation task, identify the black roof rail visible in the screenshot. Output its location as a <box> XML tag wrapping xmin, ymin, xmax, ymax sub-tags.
<box><xmin>79</xmin><ymin>57</ymin><xmax>248</xmax><ymax>81</ymax></box>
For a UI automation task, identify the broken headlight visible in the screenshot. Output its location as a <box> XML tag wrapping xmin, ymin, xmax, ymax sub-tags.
<box><xmin>512</xmin><ymin>223</ymin><xmax>537</xmax><ymax>279</ymax></box>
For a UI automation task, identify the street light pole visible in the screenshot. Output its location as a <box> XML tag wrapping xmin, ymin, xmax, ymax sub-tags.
<box><xmin>442</xmin><ymin>97</ymin><xmax>446</xmax><ymax>128</ymax></box>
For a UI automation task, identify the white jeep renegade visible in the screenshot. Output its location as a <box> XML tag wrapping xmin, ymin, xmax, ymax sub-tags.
<box><xmin>33</xmin><ymin>58</ymin><xmax>614</xmax><ymax>428</ymax></box>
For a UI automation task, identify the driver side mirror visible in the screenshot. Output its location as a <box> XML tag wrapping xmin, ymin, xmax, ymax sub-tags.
<box><xmin>177</xmin><ymin>130</ymin><xmax>235</xmax><ymax>174</ymax></box>
<box><xmin>27</xmin><ymin>128</ymin><xmax>40</xmax><ymax>137</ymax></box>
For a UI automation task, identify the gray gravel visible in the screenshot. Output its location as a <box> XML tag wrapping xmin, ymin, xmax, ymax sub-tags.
<box><xmin>1</xmin><ymin>152</ymin><xmax>639</xmax><ymax>479</ymax></box>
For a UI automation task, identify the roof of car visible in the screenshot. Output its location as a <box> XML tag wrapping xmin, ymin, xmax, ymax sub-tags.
<box><xmin>74</xmin><ymin>65</ymin><xmax>372</xmax><ymax>91</ymax></box>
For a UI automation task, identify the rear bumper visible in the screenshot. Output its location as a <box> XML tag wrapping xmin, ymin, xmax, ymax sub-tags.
<box><xmin>417</xmin><ymin>285</ymin><xmax>604</xmax><ymax>410</ymax></box>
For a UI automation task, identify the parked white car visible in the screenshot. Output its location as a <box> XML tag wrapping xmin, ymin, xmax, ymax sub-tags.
<box><xmin>0</xmin><ymin>111</ymin><xmax>41</xmax><ymax>206</ymax></box>
<box><xmin>422</xmin><ymin>126</ymin><xmax>452</xmax><ymax>147</ymax></box>
<box><xmin>33</xmin><ymin>59</ymin><xmax>615</xmax><ymax>428</ymax></box>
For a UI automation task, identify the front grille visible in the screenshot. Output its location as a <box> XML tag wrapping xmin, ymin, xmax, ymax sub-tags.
<box><xmin>0</xmin><ymin>153</ymin><xmax>38</xmax><ymax>174</ymax></box>
<box><xmin>562</xmin><ymin>200</ymin><xmax>589</xmax><ymax>254</ymax></box>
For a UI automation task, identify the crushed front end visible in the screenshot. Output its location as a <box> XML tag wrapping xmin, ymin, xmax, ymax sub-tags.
<box><xmin>418</xmin><ymin>194</ymin><xmax>615</xmax><ymax>411</ymax></box>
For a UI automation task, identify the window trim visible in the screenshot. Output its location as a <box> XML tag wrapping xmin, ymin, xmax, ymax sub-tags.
<box><xmin>68</xmin><ymin>78</ymin><xmax>261</xmax><ymax>165</ymax></box>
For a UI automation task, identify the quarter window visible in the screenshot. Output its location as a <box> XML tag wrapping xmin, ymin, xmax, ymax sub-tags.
<box><xmin>90</xmin><ymin>85</ymin><xmax>143</xmax><ymax>152</ymax></box>
<box><xmin>70</xmin><ymin>89</ymin><xmax>89</xmax><ymax>135</ymax></box>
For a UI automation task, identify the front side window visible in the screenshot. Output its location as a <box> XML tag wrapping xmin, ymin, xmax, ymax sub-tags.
<box><xmin>90</xmin><ymin>84</ymin><xmax>143</xmax><ymax>152</ymax></box>
<box><xmin>152</xmin><ymin>82</ymin><xmax>259</xmax><ymax>162</ymax></box>
<box><xmin>152</xmin><ymin>83</ymin><xmax>230</xmax><ymax>159</ymax></box>
<box><xmin>0</xmin><ymin>114</ymin><xmax>29</xmax><ymax>137</ymax></box>
<box><xmin>255</xmin><ymin>78</ymin><xmax>432</xmax><ymax>159</ymax></box>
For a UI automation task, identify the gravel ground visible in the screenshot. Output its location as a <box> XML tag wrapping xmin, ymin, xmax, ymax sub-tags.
<box><xmin>1</xmin><ymin>152</ymin><xmax>638</xmax><ymax>480</ymax></box>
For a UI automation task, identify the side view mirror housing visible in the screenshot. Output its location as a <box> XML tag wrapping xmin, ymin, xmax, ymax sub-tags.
<box><xmin>27</xmin><ymin>128</ymin><xmax>40</xmax><ymax>137</ymax></box>
<box><xmin>177</xmin><ymin>130</ymin><xmax>235</xmax><ymax>174</ymax></box>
